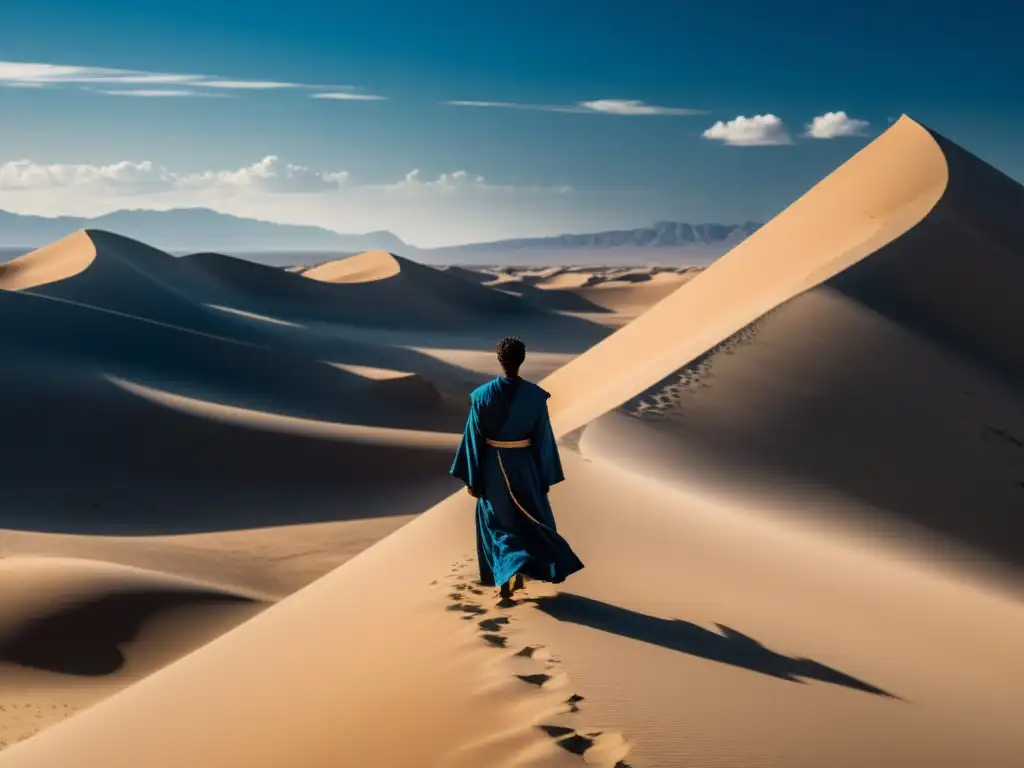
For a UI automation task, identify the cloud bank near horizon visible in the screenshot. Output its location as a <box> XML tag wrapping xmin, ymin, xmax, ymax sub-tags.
<box><xmin>0</xmin><ymin>156</ymin><xmax>572</xmax><ymax>196</ymax></box>
<box><xmin>0</xmin><ymin>156</ymin><xmax>585</xmax><ymax>247</ymax></box>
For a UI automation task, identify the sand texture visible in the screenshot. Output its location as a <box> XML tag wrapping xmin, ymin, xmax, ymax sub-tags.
<box><xmin>0</xmin><ymin>115</ymin><xmax>1022</xmax><ymax>767</ymax></box>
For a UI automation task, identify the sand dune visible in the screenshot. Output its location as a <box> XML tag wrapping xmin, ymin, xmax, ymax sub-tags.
<box><xmin>2</xmin><ymin>115</ymin><xmax>1023</xmax><ymax>767</ymax></box>
<box><xmin>0</xmin><ymin>226</ymin><xmax>603</xmax><ymax>752</ymax></box>
<box><xmin>541</xmin><ymin>116</ymin><xmax>952</xmax><ymax>436</ymax></box>
<box><xmin>302</xmin><ymin>249</ymin><xmax>402</xmax><ymax>283</ymax></box>
<box><xmin>457</xmin><ymin>265</ymin><xmax>701</xmax><ymax>323</ymax></box>
<box><xmin>184</xmin><ymin>248</ymin><xmax>555</xmax><ymax>331</ymax></box>
<box><xmin>0</xmin><ymin>231</ymin><xmax>96</xmax><ymax>290</ymax></box>
<box><xmin>0</xmin><ymin>557</ymin><xmax>261</xmax><ymax>750</ymax></box>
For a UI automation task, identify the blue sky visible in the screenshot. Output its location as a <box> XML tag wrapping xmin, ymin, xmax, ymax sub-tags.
<box><xmin>0</xmin><ymin>0</ymin><xmax>1020</xmax><ymax>246</ymax></box>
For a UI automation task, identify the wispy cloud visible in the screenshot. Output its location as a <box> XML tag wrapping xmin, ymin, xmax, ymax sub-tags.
<box><xmin>0</xmin><ymin>60</ymin><xmax>376</xmax><ymax>99</ymax></box>
<box><xmin>311</xmin><ymin>92</ymin><xmax>387</xmax><ymax>101</ymax></box>
<box><xmin>578</xmin><ymin>99</ymin><xmax>705</xmax><ymax>116</ymax></box>
<box><xmin>95</xmin><ymin>89</ymin><xmax>230</xmax><ymax>98</ymax></box>
<box><xmin>195</xmin><ymin>80</ymin><xmax>296</xmax><ymax>90</ymax></box>
<box><xmin>702</xmin><ymin>114</ymin><xmax>792</xmax><ymax>146</ymax></box>
<box><xmin>804</xmin><ymin>111</ymin><xmax>870</xmax><ymax>139</ymax></box>
<box><xmin>444</xmin><ymin>98</ymin><xmax>705</xmax><ymax>116</ymax></box>
<box><xmin>445</xmin><ymin>100</ymin><xmax>583</xmax><ymax>113</ymax></box>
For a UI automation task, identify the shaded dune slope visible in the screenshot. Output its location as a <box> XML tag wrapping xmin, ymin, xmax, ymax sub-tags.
<box><xmin>182</xmin><ymin>248</ymin><xmax>557</xmax><ymax>330</ymax></box>
<box><xmin>542</xmin><ymin>115</ymin><xmax>954</xmax><ymax>436</ymax></box>
<box><xmin>829</xmin><ymin>130</ymin><xmax>1024</xmax><ymax>384</ymax></box>
<box><xmin>0</xmin><ymin>234</ymin><xmax>467</xmax><ymax>536</ymax></box>
<box><xmin>1</xmin><ymin>230</ymin><xmax>255</xmax><ymax>343</ymax></box>
<box><xmin>0</xmin><ymin>359</ymin><xmax>459</xmax><ymax>534</ymax></box>
<box><xmin>0</xmin><ymin>558</ymin><xmax>261</xmax><ymax>677</ymax></box>
<box><xmin>577</xmin><ymin>118</ymin><xmax>1024</xmax><ymax>575</ymax></box>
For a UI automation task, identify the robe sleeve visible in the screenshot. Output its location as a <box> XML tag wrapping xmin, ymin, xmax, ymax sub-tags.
<box><xmin>450</xmin><ymin>395</ymin><xmax>484</xmax><ymax>495</ymax></box>
<box><xmin>532</xmin><ymin>401</ymin><xmax>565</xmax><ymax>490</ymax></box>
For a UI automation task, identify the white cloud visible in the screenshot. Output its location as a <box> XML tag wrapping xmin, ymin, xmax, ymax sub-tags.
<box><xmin>444</xmin><ymin>98</ymin><xmax>705</xmax><ymax>116</ymax></box>
<box><xmin>0</xmin><ymin>157</ymin><xmax>568</xmax><ymax>199</ymax></box>
<box><xmin>0</xmin><ymin>156</ymin><xmax>350</xmax><ymax>194</ymax></box>
<box><xmin>178</xmin><ymin>156</ymin><xmax>349</xmax><ymax>193</ymax></box>
<box><xmin>702</xmin><ymin>114</ymin><xmax>792</xmax><ymax>146</ymax></box>
<box><xmin>0</xmin><ymin>60</ymin><xmax>375</xmax><ymax>98</ymax></box>
<box><xmin>804</xmin><ymin>111</ymin><xmax>870</xmax><ymax>139</ymax></box>
<box><xmin>312</xmin><ymin>92</ymin><xmax>387</xmax><ymax>101</ymax></box>
<box><xmin>0</xmin><ymin>159</ymin><xmax>173</xmax><ymax>191</ymax></box>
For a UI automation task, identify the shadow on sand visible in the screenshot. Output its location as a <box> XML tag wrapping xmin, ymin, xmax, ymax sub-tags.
<box><xmin>0</xmin><ymin>590</ymin><xmax>257</xmax><ymax>676</ymax></box>
<box><xmin>529</xmin><ymin>593</ymin><xmax>896</xmax><ymax>698</ymax></box>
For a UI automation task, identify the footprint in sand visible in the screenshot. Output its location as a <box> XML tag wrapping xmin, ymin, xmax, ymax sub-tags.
<box><xmin>515</xmin><ymin>645</ymin><xmax>552</xmax><ymax>662</ymax></box>
<box><xmin>536</xmin><ymin>726</ymin><xmax>633</xmax><ymax>767</ymax></box>
<box><xmin>478</xmin><ymin>617</ymin><xmax>509</xmax><ymax>632</ymax></box>
<box><xmin>446</xmin><ymin>601</ymin><xmax>488</xmax><ymax>616</ymax></box>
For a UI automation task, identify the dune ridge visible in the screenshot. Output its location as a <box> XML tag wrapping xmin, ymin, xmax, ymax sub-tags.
<box><xmin>0</xmin><ymin>231</ymin><xmax>96</xmax><ymax>290</ymax></box>
<box><xmin>301</xmin><ymin>249</ymin><xmax>402</xmax><ymax>283</ymax></box>
<box><xmin>542</xmin><ymin>115</ymin><xmax>951</xmax><ymax>436</ymax></box>
<box><xmin>181</xmin><ymin>247</ymin><xmax>555</xmax><ymax>330</ymax></box>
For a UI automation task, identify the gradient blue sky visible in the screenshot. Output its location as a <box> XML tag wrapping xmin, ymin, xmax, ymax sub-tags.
<box><xmin>0</xmin><ymin>0</ymin><xmax>1021</xmax><ymax>246</ymax></box>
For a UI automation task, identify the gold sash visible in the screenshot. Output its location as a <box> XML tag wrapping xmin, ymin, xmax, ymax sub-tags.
<box><xmin>489</xmin><ymin>440</ymin><xmax>555</xmax><ymax>532</ymax></box>
<box><xmin>485</xmin><ymin>438</ymin><xmax>531</xmax><ymax>448</ymax></box>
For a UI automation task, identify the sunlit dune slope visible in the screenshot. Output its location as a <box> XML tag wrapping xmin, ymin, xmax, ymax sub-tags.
<box><xmin>0</xmin><ymin>231</ymin><xmax>96</xmax><ymax>290</ymax></box>
<box><xmin>542</xmin><ymin>115</ymin><xmax>953</xmax><ymax>436</ymax></box>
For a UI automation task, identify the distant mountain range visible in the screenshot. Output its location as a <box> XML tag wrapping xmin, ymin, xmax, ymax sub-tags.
<box><xmin>436</xmin><ymin>221</ymin><xmax>762</xmax><ymax>252</ymax></box>
<box><xmin>425</xmin><ymin>221</ymin><xmax>761</xmax><ymax>266</ymax></box>
<box><xmin>0</xmin><ymin>208</ymin><xmax>761</xmax><ymax>266</ymax></box>
<box><xmin>0</xmin><ymin>208</ymin><xmax>406</xmax><ymax>254</ymax></box>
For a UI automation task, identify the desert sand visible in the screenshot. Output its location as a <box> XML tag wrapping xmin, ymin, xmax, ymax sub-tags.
<box><xmin>441</xmin><ymin>265</ymin><xmax>702</xmax><ymax>326</ymax></box>
<box><xmin>0</xmin><ymin>115</ymin><xmax>1022</xmax><ymax>767</ymax></box>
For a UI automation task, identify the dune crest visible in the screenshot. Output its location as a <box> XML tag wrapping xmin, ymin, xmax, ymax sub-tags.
<box><xmin>541</xmin><ymin>115</ymin><xmax>950</xmax><ymax>435</ymax></box>
<box><xmin>302</xmin><ymin>250</ymin><xmax>402</xmax><ymax>283</ymax></box>
<box><xmin>0</xmin><ymin>232</ymin><xmax>96</xmax><ymax>291</ymax></box>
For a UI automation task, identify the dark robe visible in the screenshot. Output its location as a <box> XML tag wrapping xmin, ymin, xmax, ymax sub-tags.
<box><xmin>450</xmin><ymin>376</ymin><xmax>584</xmax><ymax>587</ymax></box>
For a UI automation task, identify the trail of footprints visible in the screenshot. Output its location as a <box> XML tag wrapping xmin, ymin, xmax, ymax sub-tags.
<box><xmin>436</xmin><ymin>556</ymin><xmax>633</xmax><ymax>767</ymax></box>
<box><xmin>627</xmin><ymin>314</ymin><xmax>767</xmax><ymax>421</ymax></box>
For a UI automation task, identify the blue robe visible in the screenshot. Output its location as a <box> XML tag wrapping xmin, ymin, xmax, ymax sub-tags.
<box><xmin>450</xmin><ymin>376</ymin><xmax>585</xmax><ymax>587</ymax></box>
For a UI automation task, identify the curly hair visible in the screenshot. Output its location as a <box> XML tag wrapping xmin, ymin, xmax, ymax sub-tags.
<box><xmin>496</xmin><ymin>336</ymin><xmax>526</xmax><ymax>371</ymax></box>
